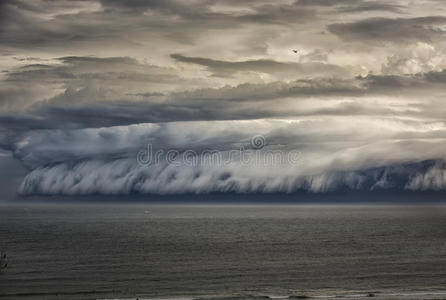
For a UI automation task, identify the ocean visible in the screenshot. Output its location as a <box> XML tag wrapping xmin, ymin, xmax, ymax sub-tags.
<box><xmin>0</xmin><ymin>203</ymin><xmax>445</xmax><ymax>300</ymax></box>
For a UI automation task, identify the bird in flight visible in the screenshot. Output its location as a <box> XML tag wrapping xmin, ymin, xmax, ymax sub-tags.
<box><xmin>292</xmin><ymin>50</ymin><xmax>298</xmax><ymax>53</ymax></box>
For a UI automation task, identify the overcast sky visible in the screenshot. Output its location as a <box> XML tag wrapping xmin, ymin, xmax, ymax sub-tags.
<box><xmin>2</xmin><ymin>0</ymin><xmax>446</xmax><ymax>198</ymax></box>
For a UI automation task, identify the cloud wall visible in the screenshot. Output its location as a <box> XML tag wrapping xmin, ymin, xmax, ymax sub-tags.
<box><xmin>2</xmin><ymin>0</ymin><xmax>446</xmax><ymax>197</ymax></box>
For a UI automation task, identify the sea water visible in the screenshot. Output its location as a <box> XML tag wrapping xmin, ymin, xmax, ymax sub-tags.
<box><xmin>0</xmin><ymin>203</ymin><xmax>445</xmax><ymax>299</ymax></box>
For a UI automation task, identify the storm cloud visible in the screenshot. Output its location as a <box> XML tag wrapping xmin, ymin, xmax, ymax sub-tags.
<box><xmin>2</xmin><ymin>0</ymin><xmax>446</xmax><ymax>197</ymax></box>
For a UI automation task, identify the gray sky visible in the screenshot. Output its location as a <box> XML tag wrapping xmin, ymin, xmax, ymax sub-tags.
<box><xmin>2</xmin><ymin>0</ymin><xmax>446</xmax><ymax>197</ymax></box>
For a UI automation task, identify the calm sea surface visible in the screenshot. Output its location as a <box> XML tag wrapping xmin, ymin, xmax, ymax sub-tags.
<box><xmin>0</xmin><ymin>203</ymin><xmax>445</xmax><ymax>299</ymax></box>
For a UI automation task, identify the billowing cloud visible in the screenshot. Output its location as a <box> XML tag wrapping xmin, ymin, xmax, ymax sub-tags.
<box><xmin>328</xmin><ymin>17</ymin><xmax>446</xmax><ymax>44</ymax></box>
<box><xmin>170</xmin><ymin>54</ymin><xmax>353</xmax><ymax>78</ymax></box>
<box><xmin>2</xmin><ymin>0</ymin><xmax>446</xmax><ymax>197</ymax></box>
<box><xmin>11</xmin><ymin>118</ymin><xmax>446</xmax><ymax>195</ymax></box>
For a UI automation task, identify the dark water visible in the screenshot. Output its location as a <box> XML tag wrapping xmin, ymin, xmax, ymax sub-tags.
<box><xmin>0</xmin><ymin>204</ymin><xmax>446</xmax><ymax>300</ymax></box>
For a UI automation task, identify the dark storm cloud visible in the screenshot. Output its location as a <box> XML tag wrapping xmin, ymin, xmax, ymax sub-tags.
<box><xmin>36</xmin><ymin>56</ymin><xmax>183</xmax><ymax>84</ymax></box>
<box><xmin>0</xmin><ymin>70</ymin><xmax>397</xmax><ymax>134</ymax></box>
<box><xmin>3</xmin><ymin>0</ymin><xmax>446</xmax><ymax>196</ymax></box>
<box><xmin>295</xmin><ymin>0</ymin><xmax>353</xmax><ymax>6</ymax></box>
<box><xmin>0</xmin><ymin>0</ymin><xmax>314</xmax><ymax>49</ymax></box>
<box><xmin>100</xmin><ymin>0</ymin><xmax>170</xmax><ymax>10</ymax></box>
<box><xmin>0</xmin><ymin>55</ymin><xmax>193</xmax><ymax>111</ymax></box>
<box><xmin>328</xmin><ymin>16</ymin><xmax>446</xmax><ymax>43</ymax></box>
<box><xmin>170</xmin><ymin>54</ymin><xmax>351</xmax><ymax>78</ymax></box>
<box><xmin>2</xmin><ymin>52</ymin><xmax>446</xmax><ymax>142</ymax></box>
<box><xmin>0</xmin><ymin>53</ymin><xmax>359</xmax><ymax>112</ymax></box>
<box><xmin>127</xmin><ymin>92</ymin><xmax>164</xmax><ymax>97</ymax></box>
<box><xmin>296</xmin><ymin>0</ymin><xmax>406</xmax><ymax>13</ymax></box>
<box><xmin>0</xmin><ymin>81</ymin><xmax>352</xmax><ymax>132</ymax></box>
<box><xmin>0</xmin><ymin>1</ymin><xmax>106</xmax><ymax>47</ymax></box>
<box><xmin>2</xmin><ymin>67</ymin><xmax>446</xmax><ymax>138</ymax></box>
<box><xmin>338</xmin><ymin>3</ymin><xmax>405</xmax><ymax>13</ymax></box>
<box><xmin>100</xmin><ymin>0</ymin><xmax>315</xmax><ymax>23</ymax></box>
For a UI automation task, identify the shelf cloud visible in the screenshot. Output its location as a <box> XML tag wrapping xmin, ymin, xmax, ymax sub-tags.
<box><xmin>2</xmin><ymin>0</ymin><xmax>446</xmax><ymax>197</ymax></box>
